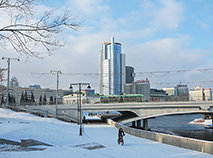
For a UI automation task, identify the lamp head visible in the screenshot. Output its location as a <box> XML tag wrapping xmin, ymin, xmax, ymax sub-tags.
<box><xmin>87</xmin><ymin>85</ymin><xmax>91</xmax><ymax>89</ymax></box>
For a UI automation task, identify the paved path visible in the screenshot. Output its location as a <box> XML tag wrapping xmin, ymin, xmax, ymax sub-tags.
<box><xmin>83</xmin><ymin>124</ymin><xmax>213</xmax><ymax>158</ymax></box>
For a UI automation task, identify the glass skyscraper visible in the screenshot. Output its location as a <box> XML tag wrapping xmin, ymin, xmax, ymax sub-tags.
<box><xmin>99</xmin><ymin>37</ymin><xmax>126</xmax><ymax>95</ymax></box>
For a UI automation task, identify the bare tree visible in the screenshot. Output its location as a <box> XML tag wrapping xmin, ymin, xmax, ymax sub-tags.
<box><xmin>0</xmin><ymin>0</ymin><xmax>80</xmax><ymax>57</ymax></box>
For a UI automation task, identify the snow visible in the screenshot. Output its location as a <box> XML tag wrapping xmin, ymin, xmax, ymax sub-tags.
<box><xmin>85</xmin><ymin>116</ymin><xmax>101</xmax><ymax>120</ymax></box>
<box><xmin>189</xmin><ymin>118</ymin><xmax>212</xmax><ymax>128</ymax></box>
<box><xmin>0</xmin><ymin>108</ymin><xmax>213</xmax><ymax>158</ymax></box>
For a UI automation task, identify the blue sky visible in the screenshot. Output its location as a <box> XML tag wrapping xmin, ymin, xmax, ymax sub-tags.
<box><xmin>1</xmin><ymin>0</ymin><xmax>213</xmax><ymax>91</ymax></box>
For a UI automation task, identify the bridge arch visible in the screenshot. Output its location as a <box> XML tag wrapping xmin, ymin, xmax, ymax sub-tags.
<box><xmin>121</xmin><ymin>111</ymin><xmax>213</xmax><ymax>123</ymax></box>
<box><xmin>115</xmin><ymin>110</ymin><xmax>139</xmax><ymax>121</ymax></box>
<box><xmin>120</xmin><ymin>111</ymin><xmax>213</xmax><ymax>131</ymax></box>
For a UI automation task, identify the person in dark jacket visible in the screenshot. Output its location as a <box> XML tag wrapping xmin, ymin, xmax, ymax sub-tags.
<box><xmin>118</xmin><ymin>128</ymin><xmax>125</xmax><ymax>145</ymax></box>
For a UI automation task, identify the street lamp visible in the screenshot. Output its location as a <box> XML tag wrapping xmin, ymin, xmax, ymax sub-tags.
<box><xmin>2</xmin><ymin>57</ymin><xmax>20</xmax><ymax>107</ymax></box>
<box><xmin>69</xmin><ymin>83</ymin><xmax>91</xmax><ymax>136</ymax></box>
<box><xmin>50</xmin><ymin>70</ymin><xmax>62</xmax><ymax>116</ymax></box>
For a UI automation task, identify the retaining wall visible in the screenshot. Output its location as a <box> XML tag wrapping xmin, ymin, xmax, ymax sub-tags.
<box><xmin>106</xmin><ymin>119</ymin><xmax>213</xmax><ymax>155</ymax></box>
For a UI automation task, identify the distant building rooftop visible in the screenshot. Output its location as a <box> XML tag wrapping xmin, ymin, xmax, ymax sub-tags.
<box><xmin>29</xmin><ymin>84</ymin><xmax>41</xmax><ymax>89</ymax></box>
<box><xmin>136</xmin><ymin>78</ymin><xmax>149</xmax><ymax>83</ymax></box>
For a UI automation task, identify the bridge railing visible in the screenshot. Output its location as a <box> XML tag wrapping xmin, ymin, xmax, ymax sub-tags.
<box><xmin>7</xmin><ymin>105</ymin><xmax>79</xmax><ymax>123</ymax></box>
<box><xmin>151</xmin><ymin>95</ymin><xmax>212</xmax><ymax>102</ymax></box>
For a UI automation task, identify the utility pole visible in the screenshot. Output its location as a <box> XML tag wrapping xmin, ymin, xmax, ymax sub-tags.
<box><xmin>50</xmin><ymin>70</ymin><xmax>62</xmax><ymax>116</ymax></box>
<box><xmin>2</xmin><ymin>57</ymin><xmax>19</xmax><ymax>107</ymax></box>
<box><xmin>69</xmin><ymin>83</ymin><xmax>91</xmax><ymax>136</ymax></box>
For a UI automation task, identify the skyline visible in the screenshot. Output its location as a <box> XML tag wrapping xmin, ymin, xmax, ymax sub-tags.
<box><xmin>1</xmin><ymin>0</ymin><xmax>213</xmax><ymax>92</ymax></box>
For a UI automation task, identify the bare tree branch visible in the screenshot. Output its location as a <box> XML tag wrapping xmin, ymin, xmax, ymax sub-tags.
<box><xmin>0</xmin><ymin>0</ymin><xmax>81</xmax><ymax>57</ymax></box>
<box><xmin>0</xmin><ymin>68</ymin><xmax>7</xmax><ymax>84</ymax></box>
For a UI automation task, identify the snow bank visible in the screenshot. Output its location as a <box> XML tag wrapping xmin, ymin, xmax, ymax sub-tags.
<box><xmin>0</xmin><ymin>108</ymin><xmax>212</xmax><ymax>158</ymax></box>
<box><xmin>189</xmin><ymin>118</ymin><xmax>212</xmax><ymax>128</ymax></box>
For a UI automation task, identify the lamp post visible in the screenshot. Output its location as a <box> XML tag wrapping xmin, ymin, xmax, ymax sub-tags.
<box><xmin>2</xmin><ymin>57</ymin><xmax>19</xmax><ymax>107</ymax></box>
<box><xmin>69</xmin><ymin>83</ymin><xmax>91</xmax><ymax>136</ymax></box>
<box><xmin>50</xmin><ymin>70</ymin><xmax>62</xmax><ymax>116</ymax></box>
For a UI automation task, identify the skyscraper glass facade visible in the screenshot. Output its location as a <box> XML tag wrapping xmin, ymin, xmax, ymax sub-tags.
<box><xmin>99</xmin><ymin>37</ymin><xmax>126</xmax><ymax>95</ymax></box>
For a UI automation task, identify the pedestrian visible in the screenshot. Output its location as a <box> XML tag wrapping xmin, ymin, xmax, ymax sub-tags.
<box><xmin>118</xmin><ymin>128</ymin><xmax>125</xmax><ymax>145</ymax></box>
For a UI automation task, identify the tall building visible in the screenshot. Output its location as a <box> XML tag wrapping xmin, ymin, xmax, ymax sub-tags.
<box><xmin>99</xmin><ymin>37</ymin><xmax>126</xmax><ymax>95</ymax></box>
<box><xmin>204</xmin><ymin>88</ymin><xmax>212</xmax><ymax>101</ymax></box>
<box><xmin>125</xmin><ymin>83</ymin><xmax>134</xmax><ymax>94</ymax></box>
<box><xmin>126</xmin><ymin>66</ymin><xmax>135</xmax><ymax>84</ymax></box>
<box><xmin>125</xmin><ymin>78</ymin><xmax>150</xmax><ymax>102</ymax></box>
<box><xmin>134</xmin><ymin>79</ymin><xmax>150</xmax><ymax>102</ymax></box>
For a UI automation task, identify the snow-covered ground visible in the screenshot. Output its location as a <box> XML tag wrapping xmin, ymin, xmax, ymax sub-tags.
<box><xmin>0</xmin><ymin>108</ymin><xmax>212</xmax><ymax>158</ymax></box>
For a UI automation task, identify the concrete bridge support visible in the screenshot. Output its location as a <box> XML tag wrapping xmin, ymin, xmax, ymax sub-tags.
<box><xmin>143</xmin><ymin>119</ymin><xmax>148</xmax><ymax>130</ymax></box>
<box><xmin>132</xmin><ymin>121</ymin><xmax>136</xmax><ymax>127</ymax></box>
<box><xmin>137</xmin><ymin>120</ymin><xmax>141</xmax><ymax>128</ymax></box>
<box><xmin>211</xmin><ymin>115</ymin><xmax>213</xmax><ymax>129</ymax></box>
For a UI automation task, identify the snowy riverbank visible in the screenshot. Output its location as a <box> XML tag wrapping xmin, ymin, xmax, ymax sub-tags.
<box><xmin>0</xmin><ymin>108</ymin><xmax>212</xmax><ymax>158</ymax></box>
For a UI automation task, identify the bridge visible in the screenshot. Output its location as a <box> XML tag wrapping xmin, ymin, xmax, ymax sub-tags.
<box><xmin>8</xmin><ymin>101</ymin><xmax>213</xmax><ymax>130</ymax></box>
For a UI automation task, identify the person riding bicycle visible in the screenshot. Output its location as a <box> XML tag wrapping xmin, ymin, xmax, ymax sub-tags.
<box><xmin>118</xmin><ymin>128</ymin><xmax>125</xmax><ymax>145</ymax></box>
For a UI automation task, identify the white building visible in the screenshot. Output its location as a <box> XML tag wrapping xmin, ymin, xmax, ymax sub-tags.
<box><xmin>99</xmin><ymin>37</ymin><xmax>126</xmax><ymax>95</ymax></box>
<box><xmin>189</xmin><ymin>86</ymin><xmax>204</xmax><ymax>101</ymax></box>
<box><xmin>189</xmin><ymin>86</ymin><xmax>212</xmax><ymax>101</ymax></box>
<box><xmin>163</xmin><ymin>87</ymin><xmax>175</xmax><ymax>96</ymax></box>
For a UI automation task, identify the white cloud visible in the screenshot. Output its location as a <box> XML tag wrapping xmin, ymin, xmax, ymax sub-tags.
<box><xmin>68</xmin><ymin>0</ymin><xmax>110</xmax><ymax>19</ymax></box>
<box><xmin>140</xmin><ymin>0</ymin><xmax>184</xmax><ymax>29</ymax></box>
<box><xmin>126</xmin><ymin>36</ymin><xmax>207</xmax><ymax>72</ymax></box>
<box><xmin>1</xmin><ymin>0</ymin><xmax>213</xmax><ymax>91</ymax></box>
<box><xmin>154</xmin><ymin>0</ymin><xmax>184</xmax><ymax>29</ymax></box>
